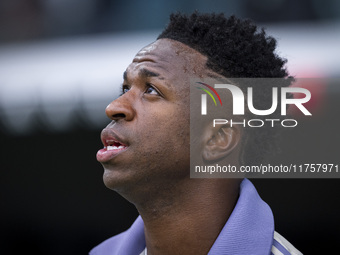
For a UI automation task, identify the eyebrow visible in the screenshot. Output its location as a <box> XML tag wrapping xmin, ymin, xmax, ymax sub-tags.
<box><xmin>139</xmin><ymin>68</ymin><xmax>160</xmax><ymax>78</ymax></box>
<box><xmin>123</xmin><ymin>68</ymin><xmax>162</xmax><ymax>81</ymax></box>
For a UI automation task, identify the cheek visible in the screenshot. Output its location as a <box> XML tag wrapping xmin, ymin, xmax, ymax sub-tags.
<box><xmin>135</xmin><ymin>104</ymin><xmax>190</xmax><ymax>166</ymax></box>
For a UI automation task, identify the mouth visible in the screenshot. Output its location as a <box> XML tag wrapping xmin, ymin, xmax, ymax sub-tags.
<box><xmin>96</xmin><ymin>129</ymin><xmax>129</xmax><ymax>163</ymax></box>
<box><xmin>105</xmin><ymin>140</ymin><xmax>128</xmax><ymax>151</ymax></box>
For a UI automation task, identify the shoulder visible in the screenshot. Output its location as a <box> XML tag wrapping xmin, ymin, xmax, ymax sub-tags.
<box><xmin>89</xmin><ymin>231</ymin><xmax>127</xmax><ymax>255</ymax></box>
<box><xmin>271</xmin><ymin>231</ymin><xmax>303</xmax><ymax>255</ymax></box>
<box><xmin>89</xmin><ymin>216</ymin><xmax>146</xmax><ymax>255</ymax></box>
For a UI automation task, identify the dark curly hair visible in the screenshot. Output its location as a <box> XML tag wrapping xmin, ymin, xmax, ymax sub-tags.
<box><xmin>158</xmin><ymin>12</ymin><xmax>292</xmax><ymax>166</ymax></box>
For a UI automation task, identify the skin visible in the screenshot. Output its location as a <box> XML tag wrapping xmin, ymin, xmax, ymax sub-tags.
<box><xmin>101</xmin><ymin>39</ymin><xmax>242</xmax><ymax>255</ymax></box>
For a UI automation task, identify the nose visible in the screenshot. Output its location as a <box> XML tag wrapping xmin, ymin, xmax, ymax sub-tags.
<box><xmin>105</xmin><ymin>94</ymin><xmax>135</xmax><ymax>121</ymax></box>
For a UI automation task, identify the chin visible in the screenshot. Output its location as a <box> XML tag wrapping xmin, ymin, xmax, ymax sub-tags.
<box><xmin>103</xmin><ymin>169</ymin><xmax>127</xmax><ymax>190</ymax></box>
<box><xmin>102</xmin><ymin>168</ymin><xmax>141</xmax><ymax>193</ymax></box>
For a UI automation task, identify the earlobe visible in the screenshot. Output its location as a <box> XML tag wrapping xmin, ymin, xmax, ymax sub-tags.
<box><xmin>202</xmin><ymin>125</ymin><xmax>240</xmax><ymax>162</ymax></box>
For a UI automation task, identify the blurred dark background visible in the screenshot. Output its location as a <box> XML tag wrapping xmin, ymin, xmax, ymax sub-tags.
<box><xmin>1</xmin><ymin>0</ymin><xmax>340</xmax><ymax>254</ymax></box>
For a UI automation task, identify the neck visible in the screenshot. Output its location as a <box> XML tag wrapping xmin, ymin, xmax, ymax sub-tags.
<box><xmin>135</xmin><ymin>178</ymin><xmax>241</xmax><ymax>255</ymax></box>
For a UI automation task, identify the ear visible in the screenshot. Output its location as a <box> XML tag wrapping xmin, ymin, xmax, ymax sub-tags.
<box><xmin>202</xmin><ymin>124</ymin><xmax>240</xmax><ymax>162</ymax></box>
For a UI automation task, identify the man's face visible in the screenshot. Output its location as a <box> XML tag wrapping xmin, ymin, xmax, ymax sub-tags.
<box><xmin>96</xmin><ymin>39</ymin><xmax>209</xmax><ymax>193</ymax></box>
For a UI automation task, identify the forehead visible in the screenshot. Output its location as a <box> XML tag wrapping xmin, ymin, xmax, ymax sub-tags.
<box><xmin>135</xmin><ymin>38</ymin><xmax>206</xmax><ymax>62</ymax></box>
<box><xmin>127</xmin><ymin>39</ymin><xmax>209</xmax><ymax>85</ymax></box>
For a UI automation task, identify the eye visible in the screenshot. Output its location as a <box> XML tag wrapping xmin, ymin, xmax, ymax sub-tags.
<box><xmin>145</xmin><ymin>84</ymin><xmax>159</xmax><ymax>95</ymax></box>
<box><xmin>121</xmin><ymin>85</ymin><xmax>130</xmax><ymax>95</ymax></box>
